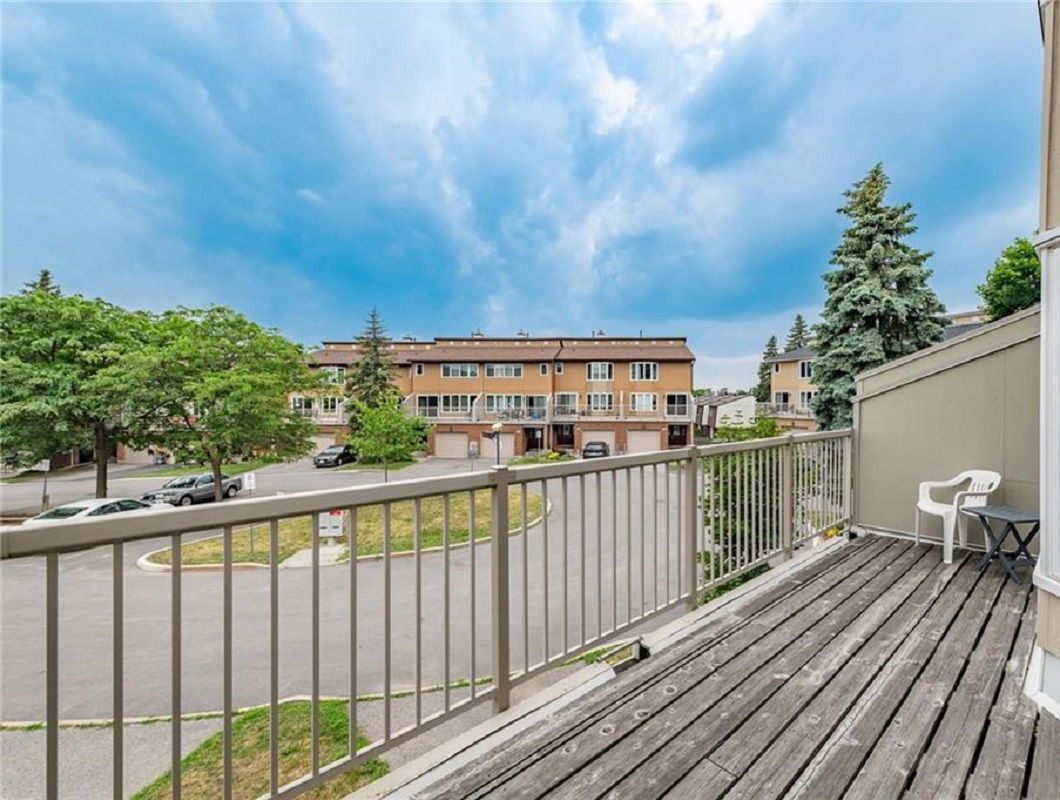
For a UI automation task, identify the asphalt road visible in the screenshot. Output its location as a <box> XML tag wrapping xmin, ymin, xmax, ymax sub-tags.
<box><xmin>1</xmin><ymin>458</ymin><xmax>688</xmax><ymax>722</ymax></box>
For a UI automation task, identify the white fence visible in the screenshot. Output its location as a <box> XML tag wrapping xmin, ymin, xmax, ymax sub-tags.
<box><xmin>0</xmin><ymin>430</ymin><xmax>850</xmax><ymax>799</ymax></box>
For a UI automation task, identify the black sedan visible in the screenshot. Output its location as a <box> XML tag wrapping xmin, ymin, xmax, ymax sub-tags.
<box><xmin>314</xmin><ymin>444</ymin><xmax>356</xmax><ymax>468</ymax></box>
<box><xmin>581</xmin><ymin>441</ymin><xmax>611</xmax><ymax>459</ymax></box>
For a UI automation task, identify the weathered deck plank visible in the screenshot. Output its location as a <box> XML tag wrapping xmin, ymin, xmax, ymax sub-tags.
<box><xmin>964</xmin><ymin>592</ymin><xmax>1040</xmax><ymax>800</ymax></box>
<box><xmin>412</xmin><ymin>537</ymin><xmax>1044</xmax><ymax>800</ymax></box>
<box><xmin>578</xmin><ymin>544</ymin><xmax>933</xmax><ymax>800</ymax></box>
<box><xmin>904</xmin><ymin>576</ymin><xmax>1030</xmax><ymax>799</ymax></box>
<box><xmin>492</xmin><ymin>541</ymin><xmax>908</xmax><ymax>799</ymax></box>
<box><xmin>705</xmin><ymin>553</ymin><xmax>979</xmax><ymax>800</ymax></box>
<box><xmin>422</xmin><ymin>536</ymin><xmax>891</xmax><ymax>800</ymax></box>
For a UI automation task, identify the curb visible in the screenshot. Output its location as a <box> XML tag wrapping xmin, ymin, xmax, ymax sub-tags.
<box><xmin>136</xmin><ymin>499</ymin><xmax>552</xmax><ymax>573</ymax></box>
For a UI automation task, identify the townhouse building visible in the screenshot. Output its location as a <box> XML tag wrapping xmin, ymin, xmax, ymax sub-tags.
<box><xmin>298</xmin><ymin>335</ymin><xmax>695</xmax><ymax>457</ymax></box>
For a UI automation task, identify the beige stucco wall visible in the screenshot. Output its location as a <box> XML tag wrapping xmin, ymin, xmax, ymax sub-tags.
<box><xmin>853</xmin><ymin>307</ymin><xmax>1040</xmax><ymax>550</ymax></box>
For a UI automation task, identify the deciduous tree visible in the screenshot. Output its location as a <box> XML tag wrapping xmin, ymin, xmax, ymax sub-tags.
<box><xmin>977</xmin><ymin>236</ymin><xmax>1041</xmax><ymax>320</ymax></box>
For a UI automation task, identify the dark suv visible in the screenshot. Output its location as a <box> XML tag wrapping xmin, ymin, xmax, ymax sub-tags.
<box><xmin>581</xmin><ymin>441</ymin><xmax>611</xmax><ymax>459</ymax></box>
<box><xmin>314</xmin><ymin>444</ymin><xmax>356</xmax><ymax>468</ymax></box>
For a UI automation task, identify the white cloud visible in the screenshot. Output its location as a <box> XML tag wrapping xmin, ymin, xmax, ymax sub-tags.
<box><xmin>296</xmin><ymin>188</ymin><xmax>325</xmax><ymax>205</ymax></box>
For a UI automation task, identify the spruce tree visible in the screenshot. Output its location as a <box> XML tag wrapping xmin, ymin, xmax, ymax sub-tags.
<box><xmin>785</xmin><ymin>314</ymin><xmax>809</xmax><ymax>350</ymax></box>
<box><xmin>347</xmin><ymin>308</ymin><xmax>394</xmax><ymax>408</ymax></box>
<box><xmin>812</xmin><ymin>165</ymin><xmax>946</xmax><ymax>429</ymax></box>
<box><xmin>754</xmin><ymin>335</ymin><xmax>778</xmax><ymax>402</ymax></box>
<box><xmin>23</xmin><ymin>269</ymin><xmax>61</xmax><ymax>296</ymax></box>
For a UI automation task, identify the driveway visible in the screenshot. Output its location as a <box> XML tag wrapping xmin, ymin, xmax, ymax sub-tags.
<box><xmin>0</xmin><ymin>460</ymin><xmax>688</xmax><ymax>722</ymax></box>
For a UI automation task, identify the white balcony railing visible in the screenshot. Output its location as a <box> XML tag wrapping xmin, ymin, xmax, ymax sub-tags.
<box><xmin>0</xmin><ymin>430</ymin><xmax>851</xmax><ymax>799</ymax></box>
<box><xmin>758</xmin><ymin>402</ymin><xmax>816</xmax><ymax>418</ymax></box>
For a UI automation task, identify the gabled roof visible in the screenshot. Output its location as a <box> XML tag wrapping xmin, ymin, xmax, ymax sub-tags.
<box><xmin>696</xmin><ymin>393</ymin><xmax>753</xmax><ymax>407</ymax></box>
<box><xmin>558</xmin><ymin>343</ymin><xmax>695</xmax><ymax>361</ymax></box>
<box><xmin>764</xmin><ymin>346</ymin><xmax>816</xmax><ymax>364</ymax></box>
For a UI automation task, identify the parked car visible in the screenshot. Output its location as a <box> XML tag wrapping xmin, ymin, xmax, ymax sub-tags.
<box><xmin>142</xmin><ymin>473</ymin><xmax>242</xmax><ymax>506</ymax></box>
<box><xmin>314</xmin><ymin>444</ymin><xmax>356</xmax><ymax>468</ymax></box>
<box><xmin>581</xmin><ymin>441</ymin><xmax>611</xmax><ymax>459</ymax></box>
<box><xmin>23</xmin><ymin>498</ymin><xmax>171</xmax><ymax>526</ymax></box>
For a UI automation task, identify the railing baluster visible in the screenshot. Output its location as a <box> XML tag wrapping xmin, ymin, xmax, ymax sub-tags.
<box><xmin>490</xmin><ymin>466</ymin><xmax>511</xmax><ymax>713</ymax></box>
<box><xmin>46</xmin><ymin>551</ymin><xmax>58</xmax><ymax>800</ymax></box>
<box><xmin>522</xmin><ymin>483</ymin><xmax>529</xmax><ymax>674</ymax></box>
<box><xmin>562</xmin><ymin>477</ymin><xmax>569</xmax><ymax>653</ymax></box>
<box><xmin>311</xmin><ymin>512</ymin><xmax>321</xmax><ymax>772</ymax></box>
<box><xmin>541</xmin><ymin>480</ymin><xmax>550</xmax><ymax>664</ymax></box>
<box><xmin>640</xmin><ymin>465</ymin><xmax>646</xmax><ymax>618</ymax></box>
<box><xmin>626</xmin><ymin>469</ymin><xmax>632</xmax><ymax>623</ymax></box>
<box><xmin>611</xmin><ymin>470</ymin><xmax>617</xmax><ymax>633</ymax></box>
<box><xmin>349</xmin><ymin>508</ymin><xmax>358</xmax><ymax>755</ymax></box>
<box><xmin>270</xmin><ymin>519</ymin><xmax>280</xmax><ymax>793</ymax></box>
<box><xmin>443</xmin><ymin>494</ymin><xmax>450</xmax><ymax>712</ymax></box>
<box><xmin>676</xmin><ymin>459</ymin><xmax>683</xmax><ymax>601</ymax></box>
<box><xmin>171</xmin><ymin>534</ymin><xmax>182</xmax><ymax>800</ymax></box>
<box><xmin>595</xmin><ymin>473</ymin><xmax>602</xmax><ymax>640</ymax></box>
<box><xmin>383</xmin><ymin>503</ymin><xmax>392</xmax><ymax>739</ymax></box>
<box><xmin>113</xmin><ymin>542</ymin><xmax>123</xmax><ymax>800</ymax></box>
<box><xmin>653</xmin><ymin>463</ymin><xmax>659</xmax><ymax>608</ymax></box>
<box><xmin>414</xmin><ymin>499</ymin><xmax>422</xmax><ymax>726</ymax></box>
<box><xmin>579</xmin><ymin>474</ymin><xmax>586</xmax><ymax>646</ymax></box>
<box><xmin>223</xmin><ymin>524</ymin><xmax>233</xmax><ymax>800</ymax></box>
<box><xmin>469</xmin><ymin>491</ymin><xmax>476</xmax><ymax>699</ymax></box>
<box><xmin>685</xmin><ymin>447</ymin><xmax>698</xmax><ymax>608</ymax></box>
<box><xmin>665</xmin><ymin>460</ymin><xmax>672</xmax><ymax>601</ymax></box>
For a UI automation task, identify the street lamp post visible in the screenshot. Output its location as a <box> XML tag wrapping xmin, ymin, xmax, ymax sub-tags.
<box><xmin>491</xmin><ymin>421</ymin><xmax>503</xmax><ymax>465</ymax></box>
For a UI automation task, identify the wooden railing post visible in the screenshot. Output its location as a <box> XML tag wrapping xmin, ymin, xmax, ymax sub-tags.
<box><xmin>685</xmin><ymin>446</ymin><xmax>699</xmax><ymax>609</ymax></box>
<box><xmin>490</xmin><ymin>465</ymin><xmax>511</xmax><ymax>713</ymax></box>
<box><xmin>781</xmin><ymin>435</ymin><xmax>795</xmax><ymax>560</ymax></box>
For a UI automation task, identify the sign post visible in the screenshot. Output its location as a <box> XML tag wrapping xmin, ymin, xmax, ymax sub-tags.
<box><xmin>318</xmin><ymin>509</ymin><xmax>345</xmax><ymax>547</ymax></box>
<box><xmin>245</xmin><ymin>472</ymin><xmax>257</xmax><ymax>555</ymax></box>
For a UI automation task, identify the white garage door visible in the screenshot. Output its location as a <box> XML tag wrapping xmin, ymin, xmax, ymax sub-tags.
<box><xmin>583</xmin><ymin>430</ymin><xmax>616</xmax><ymax>453</ymax></box>
<box><xmin>626</xmin><ymin>430</ymin><xmax>662</xmax><ymax>454</ymax></box>
<box><xmin>434</xmin><ymin>432</ymin><xmax>469</xmax><ymax>459</ymax></box>
<box><xmin>482</xmin><ymin>433</ymin><xmax>516</xmax><ymax>460</ymax></box>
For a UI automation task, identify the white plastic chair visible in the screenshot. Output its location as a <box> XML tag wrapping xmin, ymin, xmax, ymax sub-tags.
<box><xmin>916</xmin><ymin>470</ymin><xmax>1002</xmax><ymax>564</ymax></box>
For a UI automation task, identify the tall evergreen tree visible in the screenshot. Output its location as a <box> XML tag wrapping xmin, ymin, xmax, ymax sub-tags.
<box><xmin>813</xmin><ymin>165</ymin><xmax>946</xmax><ymax>429</ymax></box>
<box><xmin>23</xmin><ymin>269</ymin><xmax>61</xmax><ymax>296</ymax></box>
<box><xmin>785</xmin><ymin>314</ymin><xmax>809</xmax><ymax>350</ymax></box>
<box><xmin>754</xmin><ymin>335</ymin><xmax>778</xmax><ymax>402</ymax></box>
<box><xmin>347</xmin><ymin>308</ymin><xmax>394</xmax><ymax>408</ymax></box>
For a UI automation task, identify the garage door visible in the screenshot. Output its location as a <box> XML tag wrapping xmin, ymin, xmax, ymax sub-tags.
<box><xmin>482</xmin><ymin>433</ymin><xmax>516</xmax><ymax>460</ymax></box>
<box><xmin>626</xmin><ymin>430</ymin><xmax>662</xmax><ymax>454</ymax></box>
<box><xmin>583</xmin><ymin>430</ymin><xmax>615</xmax><ymax>453</ymax></box>
<box><xmin>434</xmin><ymin>432</ymin><xmax>469</xmax><ymax>459</ymax></box>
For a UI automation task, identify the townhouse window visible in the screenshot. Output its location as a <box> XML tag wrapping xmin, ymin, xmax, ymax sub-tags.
<box><xmin>417</xmin><ymin>396</ymin><xmax>439</xmax><ymax>417</ymax></box>
<box><xmin>441</xmin><ymin>395</ymin><xmax>472</xmax><ymax>413</ymax></box>
<box><xmin>486</xmin><ymin>394</ymin><xmax>522</xmax><ymax>411</ymax></box>
<box><xmin>774</xmin><ymin>391</ymin><xmax>790</xmax><ymax>404</ymax></box>
<box><xmin>555</xmin><ymin>362</ymin><xmax>564</xmax><ymax>375</ymax></box>
<box><xmin>539</xmin><ymin>363</ymin><xmax>549</xmax><ymax>376</ymax></box>
<box><xmin>665</xmin><ymin>393</ymin><xmax>689</xmax><ymax>415</ymax></box>
<box><xmin>588</xmin><ymin>392</ymin><xmax>614</xmax><ymax>411</ymax></box>
<box><xmin>442</xmin><ymin>363</ymin><xmax>479</xmax><ymax>377</ymax></box>
<box><xmin>799</xmin><ymin>390</ymin><xmax>817</xmax><ymax>407</ymax></box>
<box><xmin>555</xmin><ymin>392</ymin><xmax>577</xmax><ymax>413</ymax></box>
<box><xmin>799</xmin><ymin>360</ymin><xmax>813</xmax><ymax>379</ymax></box>
<box><xmin>586</xmin><ymin>362</ymin><xmax>614</xmax><ymax>381</ymax></box>
<box><xmin>321</xmin><ymin>397</ymin><xmax>340</xmax><ymax>413</ymax></box>
<box><xmin>320</xmin><ymin>366</ymin><xmax>345</xmax><ymax>384</ymax></box>
<box><xmin>773</xmin><ymin>363</ymin><xmax>780</xmax><ymax>373</ymax></box>
<box><xmin>291</xmin><ymin>396</ymin><xmax>313</xmax><ymax>411</ymax></box>
<box><xmin>629</xmin><ymin>362</ymin><xmax>659</xmax><ymax>381</ymax></box>
<box><xmin>630</xmin><ymin>392</ymin><xmax>657</xmax><ymax>412</ymax></box>
<box><xmin>485</xmin><ymin>363</ymin><xmax>523</xmax><ymax>378</ymax></box>
<box><xmin>415</xmin><ymin>363</ymin><xmax>425</xmax><ymax>376</ymax></box>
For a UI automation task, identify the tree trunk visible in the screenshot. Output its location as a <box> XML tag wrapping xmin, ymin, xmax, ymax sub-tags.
<box><xmin>210</xmin><ymin>457</ymin><xmax>225</xmax><ymax>502</ymax></box>
<box><xmin>94</xmin><ymin>423</ymin><xmax>109</xmax><ymax>498</ymax></box>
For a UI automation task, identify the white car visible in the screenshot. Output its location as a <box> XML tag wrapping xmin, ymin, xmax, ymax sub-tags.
<box><xmin>23</xmin><ymin>497</ymin><xmax>172</xmax><ymax>526</ymax></box>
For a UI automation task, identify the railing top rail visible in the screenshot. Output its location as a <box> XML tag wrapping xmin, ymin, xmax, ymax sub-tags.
<box><xmin>0</xmin><ymin>428</ymin><xmax>852</xmax><ymax>559</ymax></box>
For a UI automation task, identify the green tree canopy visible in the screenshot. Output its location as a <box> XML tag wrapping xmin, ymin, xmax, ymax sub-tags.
<box><xmin>754</xmin><ymin>335</ymin><xmax>778</xmax><ymax>403</ymax></box>
<box><xmin>785</xmin><ymin>314</ymin><xmax>809</xmax><ymax>350</ymax></box>
<box><xmin>347</xmin><ymin>308</ymin><xmax>394</xmax><ymax>408</ymax></box>
<box><xmin>133</xmin><ymin>306</ymin><xmax>319</xmax><ymax>500</ymax></box>
<box><xmin>0</xmin><ymin>277</ymin><xmax>152</xmax><ymax>496</ymax></box>
<box><xmin>812</xmin><ymin>165</ymin><xmax>946</xmax><ymax>429</ymax></box>
<box><xmin>348</xmin><ymin>395</ymin><xmax>429</xmax><ymax>479</ymax></box>
<box><xmin>977</xmin><ymin>236</ymin><xmax>1041</xmax><ymax>321</ymax></box>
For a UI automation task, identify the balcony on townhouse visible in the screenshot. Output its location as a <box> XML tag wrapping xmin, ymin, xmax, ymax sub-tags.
<box><xmin>757</xmin><ymin>401</ymin><xmax>816</xmax><ymax>419</ymax></box>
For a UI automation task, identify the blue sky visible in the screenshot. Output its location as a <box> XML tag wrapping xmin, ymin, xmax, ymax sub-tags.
<box><xmin>2</xmin><ymin>2</ymin><xmax>1042</xmax><ymax>388</ymax></box>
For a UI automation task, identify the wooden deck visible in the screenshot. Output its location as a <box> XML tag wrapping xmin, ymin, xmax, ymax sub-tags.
<box><xmin>416</xmin><ymin>535</ymin><xmax>1057</xmax><ymax>800</ymax></box>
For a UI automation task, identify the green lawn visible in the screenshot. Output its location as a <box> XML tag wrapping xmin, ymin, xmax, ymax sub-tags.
<box><xmin>148</xmin><ymin>487</ymin><xmax>544</xmax><ymax>566</ymax></box>
<box><xmin>336</xmin><ymin>460</ymin><xmax>415</xmax><ymax>472</ymax></box>
<box><xmin>509</xmin><ymin>452</ymin><xmax>575</xmax><ymax>466</ymax></box>
<box><xmin>144</xmin><ymin>458</ymin><xmax>278</xmax><ymax>478</ymax></box>
<box><xmin>0</xmin><ymin>469</ymin><xmax>48</xmax><ymax>484</ymax></box>
<box><xmin>132</xmin><ymin>700</ymin><xmax>387</xmax><ymax>800</ymax></box>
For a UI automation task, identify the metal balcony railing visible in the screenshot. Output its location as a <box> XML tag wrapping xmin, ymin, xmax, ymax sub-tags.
<box><xmin>0</xmin><ymin>430</ymin><xmax>852</xmax><ymax>799</ymax></box>
<box><xmin>757</xmin><ymin>402</ymin><xmax>816</xmax><ymax>418</ymax></box>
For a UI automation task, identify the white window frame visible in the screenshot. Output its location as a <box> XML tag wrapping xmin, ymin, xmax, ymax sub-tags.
<box><xmin>774</xmin><ymin>391</ymin><xmax>790</xmax><ymax>404</ymax></box>
<box><xmin>799</xmin><ymin>390</ymin><xmax>816</xmax><ymax>407</ymax></box>
<box><xmin>587</xmin><ymin>392</ymin><xmax>614</xmax><ymax>411</ymax></box>
<box><xmin>586</xmin><ymin>362</ymin><xmax>614</xmax><ymax>381</ymax></box>
<box><xmin>554</xmin><ymin>392</ymin><xmax>578</xmax><ymax>411</ymax></box>
<box><xmin>799</xmin><ymin>360</ymin><xmax>813</xmax><ymax>379</ymax></box>
<box><xmin>320</xmin><ymin>366</ymin><xmax>345</xmax><ymax>384</ymax></box>
<box><xmin>442</xmin><ymin>363</ymin><xmax>479</xmax><ymax>378</ymax></box>
<box><xmin>441</xmin><ymin>394</ymin><xmax>473</xmax><ymax>413</ymax></box>
<box><xmin>665</xmin><ymin>393</ymin><xmax>689</xmax><ymax>415</ymax></box>
<box><xmin>320</xmin><ymin>396</ymin><xmax>340</xmax><ymax>413</ymax></box>
<box><xmin>629</xmin><ymin>392</ymin><xmax>657</xmax><ymax>412</ymax></box>
<box><xmin>539</xmin><ymin>363</ymin><xmax>549</xmax><ymax>376</ymax></box>
<box><xmin>555</xmin><ymin>362</ymin><xmax>564</xmax><ymax>375</ymax></box>
<box><xmin>291</xmin><ymin>396</ymin><xmax>313</xmax><ymax>411</ymax></box>
<box><xmin>486</xmin><ymin>394</ymin><xmax>523</xmax><ymax>411</ymax></box>
<box><xmin>485</xmin><ymin>363</ymin><xmax>523</xmax><ymax>378</ymax></box>
<box><xmin>629</xmin><ymin>362</ymin><xmax>659</xmax><ymax>382</ymax></box>
<box><xmin>773</xmin><ymin>363</ymin><xmax>780</xmax><ymax>373</ymax></box>
<box><xmin>415</xmin><ymin>363</ymin><xmax>425</xmax><ymax>376</ymax></box>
